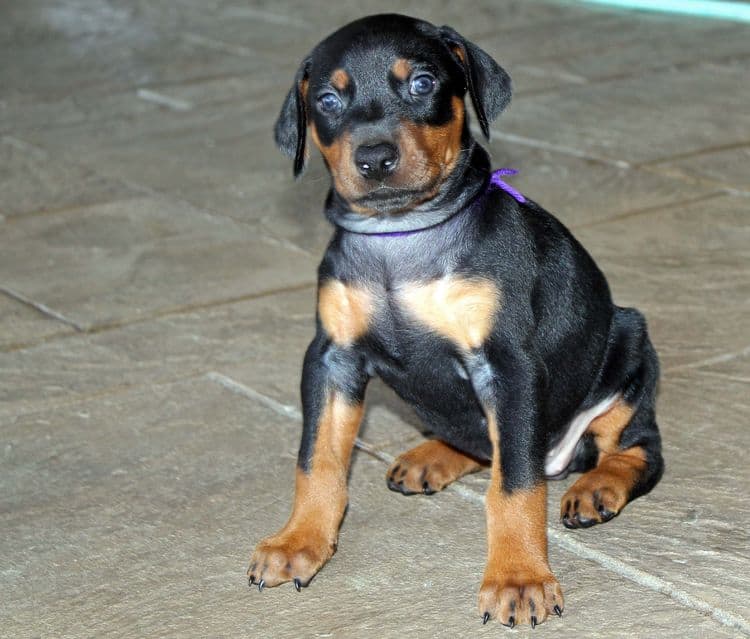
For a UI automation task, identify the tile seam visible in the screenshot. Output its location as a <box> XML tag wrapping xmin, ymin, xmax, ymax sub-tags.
<box><xmin>0</xmin><ymin>285</ymin><xmax>85</xmax><ymax>332</ymax></box>
<box><xmin>205</xmin><ymin>372</ymin><xmax>395</xmax><ymax>465</ymax></box>
<box><xmin>665</xmin><ymin>344</ymin><xmax>750</xmax><ymax>373</ymax></box>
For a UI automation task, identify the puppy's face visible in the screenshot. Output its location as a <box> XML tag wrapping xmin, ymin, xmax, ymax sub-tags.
<box><xmin>306</xmin><ymin>20</ymin><xmax>466</xmax><ymax>214</ymax></box>
<box><xmin>276</xmin><ymin>14</ymin><xmax>512</xmax><ymax>216</ymax></box>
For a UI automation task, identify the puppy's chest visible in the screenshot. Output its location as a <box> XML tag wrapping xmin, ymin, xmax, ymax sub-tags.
<box><xmin>318</xmin><ymin>275</ymin><xmax>501</xmax><ymax>355</ymax></box>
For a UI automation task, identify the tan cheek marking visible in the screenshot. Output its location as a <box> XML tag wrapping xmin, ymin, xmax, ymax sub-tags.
<box><xmin>318</xmin><ymin>280</ymin><xmax>373</xmax><ymax>346</ymax></box>
<box><xmin>310</xmin><ymin>124</ymin><xmax>362</xmax><ymax>198</ymax></box>
<box><xmin>310</xmin><ymin>124</ymin><xmax>345</xmax><ymax>170</ymax></box>
<box><xmin>391</xmin><ymin>58</ymin><xmax>412</xmax><ymax>81</ymax></box>
<box><xmin>397</xmin><ymin>96</ymin><xmax>465</xmax><ymax>188</ymax></box>
<box><xmin>398</xmin><ymin>276</ymin><xmax>500</xmax><ymax>351</ymax></box>
<box><xmin>330</xmin><ymin>68</ymin><xmax>350</xmax><ymax>91</ymax></box>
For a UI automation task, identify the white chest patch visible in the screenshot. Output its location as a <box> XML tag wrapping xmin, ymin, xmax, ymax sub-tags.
<box><xmin>544</xmin><ymin>394</ymin><xmax>620</xmax><ymax>477</ymax></box>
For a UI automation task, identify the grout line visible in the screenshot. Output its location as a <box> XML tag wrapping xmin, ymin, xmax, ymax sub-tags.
<box><xmin>217</xmin><ymin>369</ymin><xmax>750</xmax><ymax>634</ymax></box>
<box><xmin>83</xmin><ymin>282</ymin><xmax>317</xmax><ymax>334</ymax></box>
<box><xmin>480</xmin><ymin>126</ymin><xmax>632</xmax><ymax>169</ymax></box>
<box><xmin>686</xmin><ymin>369</ymin><xmax>750</xmax><ymax>384</ymax></box>
<box><xmin>205</xmin><ymin>371</ymin><xmax>393</xmax><ymax>464</ymax></box>
<box><xmin>135</xmin><ymin>88</ymin><xmax>193</xmax><ymax>112</ymax></box>
<box><xmin>665</xmin><ymin>344</ymin><xmax>750</xmax><ymax>373</ymax></box>
<box><xmin>182</xmin><ymin>33</ymin><xmax>257</xmax><ymax>58</ymax></box>
<box><xmin>637</xmin><ymin>140</ymin><xmax>750</xmax><ymax>167</ymax></box>
<box><xmin>1</xmin><ymin>135</ymin><xmax>49</xmax><ymax>159</ymax></box>
<box><xmin>480</xmin><ymin>127</ymin><xmax>749</xmax><ymax>198</ymax></box>
<box><xmin>0</xmin><ymin>285</ymin><xmax>85</xmax><ymax>332</ymax></box>
<box><xmin>0</xmin><ymin>282</ymin><xmax>316</xmax><ymax>353</ymax></box>
<box><xmin>206</xmin><ymin>371</ymin><xmax>302</xmax><ymax>421</ymax></box>
<box><xmin>548</xmin><ymin>528</ymin><xmax>750</xmax><ymax>635</ymax></box>
<box><xmin>570</xmin><ymin>192</ymin><xmax>721</xmax><ymax>230</ymax></box>
<box><xmin>219</xmin><ymin>6</ymin><xmax>311</xmax><ymax>27</ymax></box>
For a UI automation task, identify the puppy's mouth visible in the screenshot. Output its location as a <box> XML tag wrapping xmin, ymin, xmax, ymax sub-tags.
<box><xmin>351</xmin><ymin>183</ymin><xmax>439</xmax><ymax>215</ymax></box>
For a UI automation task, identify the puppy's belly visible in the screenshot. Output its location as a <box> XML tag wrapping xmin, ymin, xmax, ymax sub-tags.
<box><xmin>375</xmin><ymin>354</ymin><xmax>493</xmax><ymax>460</ymax></box>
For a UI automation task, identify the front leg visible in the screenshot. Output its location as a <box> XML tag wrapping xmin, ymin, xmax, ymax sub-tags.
<box><xmin>248</xmin><ymin>326</ymin><xmax>369</xmax><ymax>591</ymax></box>
<box><xmin>468</xmin><ymin>350</ymin><xmax>563</xmax><ymax>628</ymax></box>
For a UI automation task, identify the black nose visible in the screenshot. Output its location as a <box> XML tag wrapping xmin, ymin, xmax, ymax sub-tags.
<box><xmin>354</xmin><ymin>143</ymin><xmax>399</xmax><ymax>180</ymax></box>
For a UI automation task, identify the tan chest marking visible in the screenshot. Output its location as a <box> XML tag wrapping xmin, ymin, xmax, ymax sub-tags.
<box><xmin>398</xmin><ymin>277</ymin><xmax>501</xmax><ymax>351</ymax></box>
<box><xmin>318</xmin><ymin>280</ymin><xmax>374</xmax><ymax>346</ymax></box>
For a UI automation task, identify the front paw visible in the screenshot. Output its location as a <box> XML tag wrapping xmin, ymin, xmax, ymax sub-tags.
<box><xmin>248</xmin><ymin>528</ymin><xmax>335</xmax><ymax>591</ymax></box>
<box><xmin>479</xmin><ymin>571</ymin><xmax>563</xmax><ymax>628</ymax></box>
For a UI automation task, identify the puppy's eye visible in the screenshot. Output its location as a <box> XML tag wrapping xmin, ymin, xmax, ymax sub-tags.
<box><xmin>409</xmin><ymin>74</ymin><xmax>435</xmax><ymax>96</ymax></box>
<box><xmin>317</xmin><ymin>92</ymin><xmax>343</xmax><ymax>114</ymax></box>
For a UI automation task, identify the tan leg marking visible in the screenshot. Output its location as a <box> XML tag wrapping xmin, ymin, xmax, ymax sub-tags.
<box><xmin>398</xmin><ymin>276</ymin><xmax>500</xmax><ymax>351</ymax></box>
<box><xmin>248</xmin><ymin>395</ymin><xmax>364</xmax><ymax>588</ymax></box>
<box><xmin>479</xmin><ymin>414</ymin><xmax>563</xmax><ymax>627</ymax></box>
<box><xmin>318</xmin><ymin>279</ymin><xmax>373</xmax><ymax>347</ymax></box>
<box><xmin>386</xmin><ymin>440</ymin><xmax>485</xmax><ymax>495</ymax></box>
<box><xmin>561</xmin><ymin>401</ymin><xmax>647</xmax><ymax>527</ymax></box>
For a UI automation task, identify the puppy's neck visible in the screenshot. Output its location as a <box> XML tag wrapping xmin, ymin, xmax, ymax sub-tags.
<box><xmin>324</xmin><ymin>142</ymin><xmax>491</xmax><ymax>236</ymax></box>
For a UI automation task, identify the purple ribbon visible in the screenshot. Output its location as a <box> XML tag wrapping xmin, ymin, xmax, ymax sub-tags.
<box><xmin>490</xmin><ymin>168</ymin><xmax>526</xmax><ymax>203</ymax></box>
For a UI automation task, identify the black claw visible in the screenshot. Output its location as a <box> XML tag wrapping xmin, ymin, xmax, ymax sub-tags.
<box><xmin>294</xmin><ymin>578</ymin><xmax>301</xmax><ymax>592</ymax></box>
<box><xmin>258</xmin><ymin>579</ymin><xmax>265</xmax><ymax>592</ymax></box>
<box><xmin>598</xmin><ymin>504</ymin><xmax>616</xmax><ymax>521</ymax></box>
<box><xmin>482</xmin><ymin>612</ymin><xmax>490</xmax><ymax>625</ymax></box>
<box><xmin>554</xmin><ymin>604</ymin><xmax>563</xmax><ymax>617</ymax></box>
<box><xmin>506</xmin><ymin>616</ymin><xmax>515</xmax><ymax>629</ymax></box>
<box><xmin>248</xmin><ymin>576</ymin><xmax>255</xmax><ymax>586</ymax></box>
<box><xmin>531</xmin><ymin>615</ymin><xmax>537</xmax><ymax>629</ymax></box>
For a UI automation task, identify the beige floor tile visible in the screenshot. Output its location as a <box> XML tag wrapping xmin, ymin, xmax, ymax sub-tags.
<box><xmin>1</xmin><ymin>378</ymin><xmax>742</xmax><ymax>638</ymax></box>
<box><xmin>0</xmin><ymin>197</ymin><xmax>316</xmax><ymax>330</ymax></box>
<box><xmin>0</xmin><ymin>137</ymin><xmax>137</xmax><ymax>218</ymax></box>
<box><xmin>576</xmin><ymin>195</ymin><xmax>750</xmax><ymax>371</ymax></box>
<box><xmin>649</xmin><ymin>144</ymin><xmax>750</xmax><ymax>192</ymax></box>
<box><xmin>499</xmin><ymin>64</ymin><xmax>750</xmax><ymax>166</ymax></box>
<box><xmin>0</xmin><ymin>288</ymin><xmax>315</xmax><ymax>419</ymax></box>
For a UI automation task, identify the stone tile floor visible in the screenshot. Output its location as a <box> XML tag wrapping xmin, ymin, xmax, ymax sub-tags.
<box><xmin>1</xmin><ymin>1</ymin><xmax>749</xmax><ymax>637</ymax></box>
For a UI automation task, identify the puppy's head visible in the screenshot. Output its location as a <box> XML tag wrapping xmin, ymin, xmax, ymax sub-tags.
<box><xmin>275</xmin><ymin>14</ymin><xmax>511</xmax><ymax>216</ymax></box>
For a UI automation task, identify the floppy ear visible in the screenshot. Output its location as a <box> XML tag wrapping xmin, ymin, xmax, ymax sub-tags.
<box><xmin>439</xmin><ymin>26</ymin><xmax>512</xmax><ymax>140</ymax></box>
<box><xmin>274</xmin><ymin>57</ymin><xmax>311</xmax><ymax>178</ymax></box>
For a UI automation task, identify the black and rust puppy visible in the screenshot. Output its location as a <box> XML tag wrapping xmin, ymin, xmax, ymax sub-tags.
<box><xmin>249</xmin><ymin>14</ymin><xmax>663</xmax><ymax>628</ymax></box>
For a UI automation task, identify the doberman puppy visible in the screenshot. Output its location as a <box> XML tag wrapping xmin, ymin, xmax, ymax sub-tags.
<box><xmin>249</xmin><ymin>14</ymin><xmax>664</xmax><ymax>628</ymax></box>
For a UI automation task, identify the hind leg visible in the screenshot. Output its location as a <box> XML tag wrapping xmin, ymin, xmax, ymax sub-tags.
<box><xmin>386</xmin><ymin>440</ymin><xmax>486</xmax><ymax>495</ymax></box>
<box><xmin>561</xmin><ymin>312</ymin><xmax>664</xmax><ymax>529</ymax></box>
<box><xmin>561</xmin><ymin>392</ymin><xmax>663</xmax><ymax>528</ymax></box>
